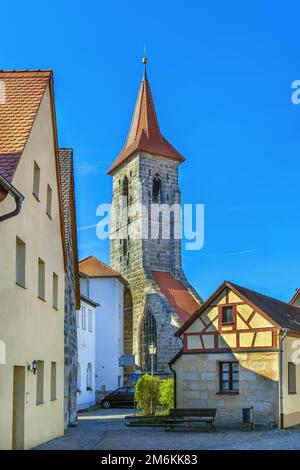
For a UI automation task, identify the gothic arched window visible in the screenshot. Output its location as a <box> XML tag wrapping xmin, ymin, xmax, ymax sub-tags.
<box><xmin>122</xmin><ymin>176</ymin><xmax>129</xmax><ymax>198</ymax></box>
<box><xmin>140</xmin><ymin>312</ymin><xmax>157</xmax><ymax>371</ymax></box>
<box><xmin>152</xmin><ymin>174</ymin><xmax>161</xmax><ymax>203</ymax></box>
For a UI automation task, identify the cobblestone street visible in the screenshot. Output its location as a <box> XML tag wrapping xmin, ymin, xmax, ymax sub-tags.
<box><xmin>35</xmin><ymin>408</ymin><xmax>300</xmax><ymax>450</ymax></box>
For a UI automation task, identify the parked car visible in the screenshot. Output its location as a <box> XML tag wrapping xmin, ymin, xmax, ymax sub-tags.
<box><xmin>101</xmin><ymin>386</ymin><xmax>135</xmax><ymax>408</ymax></box>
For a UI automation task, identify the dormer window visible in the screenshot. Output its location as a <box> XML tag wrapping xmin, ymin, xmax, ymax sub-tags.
<box><xmin>220</xmin><ymin>305</ymin><xmax>235</xmax><ymax>325</ymax></box>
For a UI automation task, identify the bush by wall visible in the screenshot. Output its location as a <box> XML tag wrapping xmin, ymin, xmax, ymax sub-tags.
<box><xmin>159</xmin><ymin>377</ymin><xmax>174</xmax><ymax>411</ymax></box>
<box><xmin>135</xmin><ymin>374</ymin><xmax>161</xmax><ymax>415</ymax></box>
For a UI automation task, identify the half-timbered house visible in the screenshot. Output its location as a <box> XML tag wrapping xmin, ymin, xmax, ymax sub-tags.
<box><xmin>171</xmin><ymin>281</ymin><xmax>300</xmax><ymax>428</ymax></box>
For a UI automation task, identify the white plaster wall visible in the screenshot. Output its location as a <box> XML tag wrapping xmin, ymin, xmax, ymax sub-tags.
<box><xmin>76</xmin><ymin>300</ymin><xmax>96</xmax><ymax>410</ymax></box>
<box><xmin>80</xmin><ymin>277</ymin><xmax>124</xmax><ymax>392</ymax></box>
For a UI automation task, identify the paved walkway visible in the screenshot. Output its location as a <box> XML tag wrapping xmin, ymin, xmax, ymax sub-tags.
<box><xmin>35</xmin><ymin>408</ymin><xmax>300</xmax><ymax>450</ymax></box>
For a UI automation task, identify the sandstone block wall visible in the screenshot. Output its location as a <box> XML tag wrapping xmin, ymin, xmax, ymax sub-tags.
<box><xmin>174</xmin><ymin>352</ymin><xmax>279</xmax><ymax>427</ymax></box>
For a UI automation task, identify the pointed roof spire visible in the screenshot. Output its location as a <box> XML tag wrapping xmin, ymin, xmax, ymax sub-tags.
<box><xmin>107</xmin><ymin>55</ymin><xmax>185</xmax><ymax>175</ymax></box>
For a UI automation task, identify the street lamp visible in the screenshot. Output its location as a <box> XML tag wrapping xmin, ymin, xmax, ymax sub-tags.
<box><xmin>27</xmin><ymin>360</ymin><xmax>38</xmax><ymax>375</ymax></box>
<box><xmin>148</xmin><ymin>344</ymin><xmax>157</xmax><ymax>377</ymax></box>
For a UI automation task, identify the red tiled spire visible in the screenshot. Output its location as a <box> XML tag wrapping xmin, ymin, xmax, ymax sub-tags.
<box><xmin>107</xmin><ymin>61</ymin><xmax>185</xmax><ymax>174</ymax></box>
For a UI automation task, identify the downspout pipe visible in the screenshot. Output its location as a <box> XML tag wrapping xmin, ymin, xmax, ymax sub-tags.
<box><xmin>0</xmin><ymin>174</ymin><xmax>25</xmax><ymax>222</ymax></box>
<box><xmin>279</xmin><ymin>328</ymin><xmax>288</xmax><ymax>429</ymax></box>
<box><xmin>169</xmin><ymin>361</ymin><xmax>177</xmax><ymax>409</ymax></box>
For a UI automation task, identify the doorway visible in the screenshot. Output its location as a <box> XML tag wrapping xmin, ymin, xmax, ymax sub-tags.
<box><xmin>12</xmin><ymin>366</ymin><xmax>25</xmax><ymax>449</ymax></box>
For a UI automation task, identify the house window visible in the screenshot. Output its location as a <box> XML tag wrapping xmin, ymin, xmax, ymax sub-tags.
<box><xmin>76</xmin><ymin>310</ymin><xmax>80</xmax><ymax>328</ymax></box>
<box><xmin>46</xmin><ymin>184</ymin><xmax>52</xmax><ymax>218</ymax></box>
<box><xmin>88</xmin><ymin>309</ymin><xmax>92</xmax><ymax>332</ymax></box>
<box><xmin>82</xmin><ymin>305</ymin><xmax>86</xmax><ymax>330</ymax></box>
<box><xmin>36</xmin><ymin>360</ymin><xmax>44</xmax><ymax>405</ymax></box>
<box><xmin>221</xmin><ymin>306</ymin><xmax>234</xmax><ymax>324</ymax></box>
<box><xmin>219</xmin><ymin>362</ymin><xmax>239</xmax><ymax>393</ymax></box>
<box><xmin>288</xmin><ymin>362</ymin><xmax>297</xmax><ymax>394</ymax></box>
<box><xmin>53</xmin><ymin>273</ymin><xmax>58</xmax><ymax>309</ymax></box>
<box><xmin>16</xmin><ymin>236</ymin><xmax>26</xmax><ymax>287</ymax></box>
<box><xmin>38</xmin><ymin>258</ymin><xmax>46</xmax><ymax>300</ymax></box>
<box><xmin>86</xmin><ymin>363</ymin><xmax>92</xmax><ymax>391</ymax></box>
<box><xmin>50</xmin><ymin>362</ymin><xmax>57</xmax><ymax>401</ymax></box>
<box><xmin>33</xmin><ymin>161</ymin><xmax>40</xmax><ymax>200</ymax></box>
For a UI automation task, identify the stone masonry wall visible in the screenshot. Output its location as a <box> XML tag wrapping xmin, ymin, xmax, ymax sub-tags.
<box><xmin>174</xmin><ymin>352</ymin><xmax>280</xmax><ymax>427</ymax></box>
<box><xmin>64</xmin><ymin>219</ymin><xmax>78</xmax><ymax>428</ymax></box>
<box><xmin>110</xmin><ymin>153</ymin><xmax>202</xmax><ymax>373</ymax></box>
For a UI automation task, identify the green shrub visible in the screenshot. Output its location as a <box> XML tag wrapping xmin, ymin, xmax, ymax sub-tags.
<box><xmin>135</xmin><ymin>374</ymin><xmax>161</xmax><ymax>415</ymax></box>
<box><xmin>159</xmin><ymin>378</ymin><xmax>174</xmax><ymax>411</ymax></box>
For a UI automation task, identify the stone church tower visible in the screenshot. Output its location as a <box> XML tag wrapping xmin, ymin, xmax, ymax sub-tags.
<box><xmin>108</xmin><ymin>58</ymin><xmax>202</xmax><ymax>375</ymax></box>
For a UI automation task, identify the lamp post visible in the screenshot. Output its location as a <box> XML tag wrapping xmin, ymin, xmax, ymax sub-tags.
<box><xmin>148</xmin><ymin>344</ymin><xmax>157</xmax><ymax>377</ymax></box>
<box><xmin>148</xmin><ymin>344</ymin><xmax>157</xmax><ymax>415</ymax></box>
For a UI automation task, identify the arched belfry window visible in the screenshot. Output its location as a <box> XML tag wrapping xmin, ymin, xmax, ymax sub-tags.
<box><xmin>152</xmin><ymin>174</ymin><xmax>161</xmax><ymax>203</ymax></box>
<box><xmin>140</xmin><ymin>312</ymin><xmax>157</xmax><ymax>371</ymax></box>
<box><xmin>122</xmin><ymin>176</ymin><xmax>129</xmax><ymax>198</ymax></box>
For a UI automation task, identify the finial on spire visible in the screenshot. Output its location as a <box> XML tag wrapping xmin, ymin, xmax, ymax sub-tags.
<box><xmin>142</xmin><ymin>44</ymin><xmax>147</xmax><ymax>79</ymax></box>
<box><xmin>142</xmin><ymin>44</ymin><xmax>148</xmax><ymax>64</ymax></box>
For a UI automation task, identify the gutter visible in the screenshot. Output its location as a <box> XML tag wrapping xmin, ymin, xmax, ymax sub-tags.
<box><xmin>0</xmin><ymin>174</ymin><xmax>24</xmax><ymax>222</ymax></box>
<box><xmin>279</xmin><ymin>328</ymin><xmax>288</xmax><ymax>429</ymax></box>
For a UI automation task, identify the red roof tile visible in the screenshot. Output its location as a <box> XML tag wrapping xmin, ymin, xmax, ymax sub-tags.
<box><xmin>0</xmin><ymin>70</ymin><xmax>51</xmax><ymax>182</ymax></box>
<box><xmin>79</xmin><ymin>256</ymin><xmax>121</xmax><ymax>278</ymax></box>
<box><xmin>107</xmin><ymin>68</ymin><xmax>185</xmax><ymax>174</ymax></box>
<box><xmin>152</xmin><ymin>270</ymin><xmax>200</xmax><ymax>323</ymax></box>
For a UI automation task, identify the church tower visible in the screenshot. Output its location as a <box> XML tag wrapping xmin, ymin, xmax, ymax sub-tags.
<box><xmin>108</xmin><ymin>57</ymin><xmax>202</xmax><ymax>375</ymax></box>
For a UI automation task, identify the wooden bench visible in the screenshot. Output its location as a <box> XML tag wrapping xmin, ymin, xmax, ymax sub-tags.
<box><xmin>165</xmin><ymin>408</ymin><xmax>217</xmax><ymax>432</ymax></box>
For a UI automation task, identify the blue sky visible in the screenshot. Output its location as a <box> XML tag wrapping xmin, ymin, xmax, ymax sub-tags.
<box><xmin>1</xmin><ymin>0</ymin><xmax>300</xmax><ymax>301</ymax></box>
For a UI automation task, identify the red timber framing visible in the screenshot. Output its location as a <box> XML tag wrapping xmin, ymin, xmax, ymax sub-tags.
<box><xmin>182</xmin><ymin>301</ymin><xmax>279</xmax><ymax>353</ymax></box>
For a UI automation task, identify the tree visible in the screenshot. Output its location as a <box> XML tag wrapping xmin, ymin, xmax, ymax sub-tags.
<box><xmin>159</xmin><ymin>378</ymin><xmax>174</xmax><ymax>411</ymax></box>
<box><xmin>135</xmin><ymin>374</ymin><xmax>161</xmax><ymax>415</ymax></box>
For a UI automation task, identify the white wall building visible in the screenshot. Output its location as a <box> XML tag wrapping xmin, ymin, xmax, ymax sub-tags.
<box><xmin>79</xmin><ymin>256</ymin><xmax>126</xmax><ymax>392</ymax></box>
<box><xmin>76</xmin><ymin>295</ymin><xmax>99</xmax><ymax>410</ymax></box>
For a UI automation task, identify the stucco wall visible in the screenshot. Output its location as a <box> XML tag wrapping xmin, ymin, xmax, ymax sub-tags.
<box><xmin>80</xmin><ymin>277</ymin><xmax>124</xmax><ymax>392</ymax></box>
<box><xmin>76</xmin><ymin>300</ymin><xmax>96</xmax><ymax>410</ymax></box>
<box><xmin>173</xmin><ymin>351</ymin><xmax>279</xmax><ymax>427</ymax></box>
<box><xmin>0</xmin><ymin>84</ymin><xmax>65</xmax><ymax>449</ymax></box>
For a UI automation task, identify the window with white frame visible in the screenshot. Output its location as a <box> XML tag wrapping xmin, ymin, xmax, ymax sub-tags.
<box><xmin>88</xmin><ymin>309</ymin><xmax>92</xmax><ymax>332</ymax></box>
<box><xmin>82</xmin><ymin>305</ymin><xmax>86</xmax><ymax>330</ymax></box>
<box><xmin>76</xmin><ymin>310</ymin><xmax>80</xmax><ymax>328</ymax></box>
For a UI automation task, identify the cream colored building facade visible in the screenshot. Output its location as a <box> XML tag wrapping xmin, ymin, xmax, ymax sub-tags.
<box><xmin>171</xmin><ymin>281</ymin><xmax>300</xmax><ymax>428</ymax></box>
<box><xmin>0</xmin><ymin>71</ymin><xmax>66</xmax><ymax>449</ymax></box>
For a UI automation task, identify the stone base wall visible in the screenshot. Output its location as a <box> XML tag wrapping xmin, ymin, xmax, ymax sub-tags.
<box><xmin>174</xmin><ymin>351</ymin><xmax>280</xmax><ymax>427</ymax></box>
